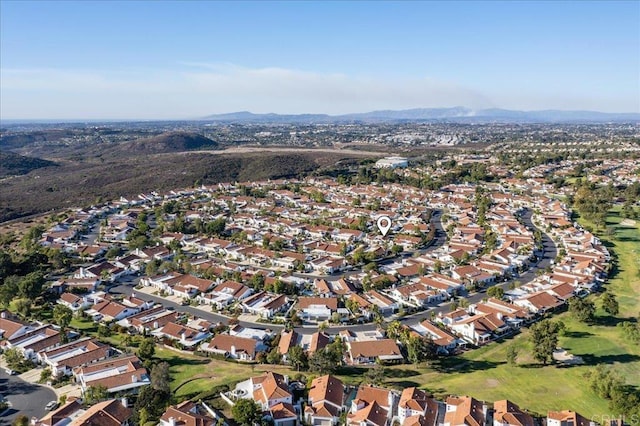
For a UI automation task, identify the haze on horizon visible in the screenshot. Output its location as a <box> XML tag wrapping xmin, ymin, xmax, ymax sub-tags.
<box><xmin>1</xmin><ymin>0</ymin><xmax>638</xmax><ymax>120</ymax></box>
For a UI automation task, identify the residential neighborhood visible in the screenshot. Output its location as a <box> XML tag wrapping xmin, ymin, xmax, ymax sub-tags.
<box><xmin>0</xmin><ymin>151</ymin><xmax>638</xmax><ymax>426</ymax></box>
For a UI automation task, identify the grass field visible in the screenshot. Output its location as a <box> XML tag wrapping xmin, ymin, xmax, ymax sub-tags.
<box><xmin>380</xmin><ymin>207</ymin><xmax>640</xmax><ymax>417</ymax></box>
<box><xmin>155</xmin><ymin>348</ymin><xmax>299</xmax><ymax>398</ymax></box>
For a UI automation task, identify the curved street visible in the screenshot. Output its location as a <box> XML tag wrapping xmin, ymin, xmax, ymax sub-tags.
<box><xmin>110</xmin><ymin>207</ymin><xmax>556</xmax><ymax>335</ymax></box>
<box><xmin>0</xmin><ymin>369</ymin><xmax>57</xmax><ymax>425</ymax></box>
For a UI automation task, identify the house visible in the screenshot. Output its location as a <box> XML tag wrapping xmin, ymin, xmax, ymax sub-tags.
<box><xmin>37</xmin><ymin>398</ymin><xmax>133</xmax><ymax>426</ymax></box>
<box><xmin>449</xmin><ymin>313</ymin><xmax>509</xmax><ymax>345</ymax></box>
<box><xmin>164</xmin><ymin>274</ymin><xmax>216</xmax><ymax>299</ymax></box>
<box><xmin>85</xmin><ymin>300</ymin><xmax>139</xmax><ymax>322</ymax></box>
<box><xmin>5</xmin><ymin>324</ymin><xmax>61</xmax><ymax>360</ymax></box>
<box><xmin>74</xmin><ymin>354</ymin><xmax>150</xmax><ymax>395</ymax></box>
<box><xmin>347</xmin><ymin>339</ymin><xmax>403</xmax><ymax>365</ymax></box>
<box><xmin>159</xmin><ymin>401</ymin><xmax>216</xmax><ymax>426</ymax></box>
<box><xmin>154</xmin><ymin>322</ymin><xmax>211</xmax><ymax>348</ymax></box>
<box><xmin>278</xmin><ymin>330</ymin><xmax>301</xmax><ymax>363</ymax></box>
<box><xmin>307</xmin><ymin>331</ymin><xmax>331</xmax><ymax>354</ymax></box>
<box><xmin>305</xmin><ymin>375</ymin><xmax>346</xmax><ymax>426</ymax></box>
<box><xmin>469</xmin><ymin>298</ymin><xmax>532</xmax><ymax>329</ymax></box>
<box><xmin>451</xmin><ymin>265</ymin><xmax>495</xmax><ymax>286</ymax></box>
<box><xmin>269</xmin><ymin>402</ymin><xmax>299</xmax><ymax>426</ymax></box>
<box><xmin>202</xmin><ymin>281</ymin><xmax>252</xmax><ymax>309</ymax></box>
<box><xmin>202</xmin><ymin>334</ymin><xmax>259</xmax><ymax>361</ymax></box>
<box><xmin>71</xmin><ymin>398</ymin><xmax>132</xmax><ymax>426</ymax></box>
<box><xmin>493</xmin><ymin>400</ymin><xmax>534</xmax><ymax>426</ymax></box>
<box><xmin>37</xmin><ymin>337</ymin><xmax>111</xmax><ymax>377</ymax></box>
<box><xmin>57</xmin><ymin>292</ymin><xmax>92</xmax><ymax>312</ymax></box>
<box><xmin>413</xmin><ymin>321</ymin><xmax>460</xmax><ymax>355</ymax></box>
<box><xmin>36</xmin><ymin>399</ymin><xmax>85</xmax><ymax>426</ymax></box>
<box><xmin>0</xmin><ymin>312</ymin><xmax>31</xmax><ymax>340</ymax></box>
<box><xmin>547</xmin><ymin>410</ymin><xmax>595</xmax><ymax>426</ymax></box>
<box><xmin>442</xmin><ymin>396</ymin><xmax>487</xmax><ymax>426</ymax></box>
<box><xmin>391</xmin><ymin>283</ymin><xmax>445</xmax><ymax>307</ymax></box>
<box><xmin>398</xmin><ymin>387</ymin><xmax>440</xmax><ymax>426</ymax></box>
<box><xmin>297</xmin><ymin>297</ymin><xmax>339</xmax><ymax>321</ymax></box>
<box><xmin>242</xmin><ymin>292</ymin><xmax>290</xmax><ymax>319</ymax></box>
<box><xmin>513</xmin><ymin>292</ymin><xmax>563</xmax><ymax>315</ymax></box>
<box><xmin>348</xmin><ymin>385</ymin><xmax>398</xmax><ymax>426</ymax></box>
<box><xmin>118</xmin><ymin>306</ymin><xmax>177</xmax><ymax>334</ymax></box>
<box><xmin>233</xmin><ymin>372</ymin><xmax>292</xmax><ymax>410</ymax></box>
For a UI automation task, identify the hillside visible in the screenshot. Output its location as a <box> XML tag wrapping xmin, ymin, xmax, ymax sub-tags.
<box><xmin>121</xmin><ymin>131</ymin><xmax>219</xmax><ymax>154</ymax></box>
<box><xmin>0</xmin><ymin>151</ymin><xmax>57</xmax><ymax>177</ymax></box>
<box><xmin>0</xmin><ymin>150</ymin><xmax>362</xmax><ymax>222</ymax></box>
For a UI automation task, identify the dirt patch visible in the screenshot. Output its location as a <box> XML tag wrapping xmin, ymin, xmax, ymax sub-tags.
<box><xmin>486</xmin><ymin>378</ymin><xmax>500</xmax><ymax>388</ymax></box>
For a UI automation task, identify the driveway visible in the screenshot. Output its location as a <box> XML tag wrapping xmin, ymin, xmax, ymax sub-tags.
<box><xmin>0</xmin><ymin>370</ymin><xmax>57</xmax><ymax>425</ymax></box>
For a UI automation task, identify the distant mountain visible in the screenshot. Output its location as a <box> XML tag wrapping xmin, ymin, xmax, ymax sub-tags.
<box><xmin>202</xmin><ymin>107</ymin><xmax>640</xmax><ymax>124</ymax></box>
<box><xmin>122</xmin><ymin>131</ymin><xmax>219</xmax><ymax>154</ymax></box>
<box><xmin>0</xmin><ymin>151</ymin><xmax>57</xmax><ymax>177</ymax></box>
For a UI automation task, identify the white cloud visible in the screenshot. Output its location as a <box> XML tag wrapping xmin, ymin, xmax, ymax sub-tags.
<box><xmin>0</xmin><ymin>64</ymin><xmax>494</xmax><ymax>119</ymax></box>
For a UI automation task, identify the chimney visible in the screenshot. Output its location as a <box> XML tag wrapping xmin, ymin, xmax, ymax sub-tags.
<box><xmin>132</xmin><ymin>375</ymin><xmax>138</xmax><ymax>383</ymax></box>
<box><xmin>1</xmin><ymin>311</ymin><xmax>6</xmax><ymax>319</ymax></box>
<box><xmin>121</xmin><ymin>397</ymin><xmax>128</xmax><ymax>408</ymax></box>
<box><xmin>169</xmin><ymin>418</ymin><xmax>176</xmax><ymax>426</ymax></box>
<box><xmin>181</xmin><ymin>332</ymin><xmax>187</xmax><ymax>341</ymax></box>
<box><xmin>230</xmin><ymin>345</ymin><xmax>236</xmax><ymax>356</ymax></box>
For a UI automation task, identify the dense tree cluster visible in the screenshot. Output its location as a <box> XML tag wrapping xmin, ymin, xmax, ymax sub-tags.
<box><xmin>529</xmin><ymin>319</ymin><xmax>565</xmax><ymax>365</ymax></box>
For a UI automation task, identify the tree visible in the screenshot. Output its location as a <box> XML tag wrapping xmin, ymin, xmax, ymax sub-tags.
<box><xmin>288</xmin><ymin>345</ymin><xmax>308</xmax><ymax>371</ymax></box>
<box><xmin>601</xmin><ymin>293</ymin><xmax>619</xmax><ymax>316</ymax></box>
<box><xmin>13</xmin><ymin>298</ymin><xmax>31</xmax><ymax>319</ymax></box>
<box><xmin>386</xmin><ymin>321</ymin><xmax>402</xmax><ymax>340</ymax></box>
<box><xmin>569</xmin><ymin>297</ymin><xmax>596</xmax><ymax>323</ymax></box>
<box><xmin>12</xmin><ymin>415</ymin><xmax>29</xmax><ymax>426</ymax></box>
<box><xmin>309</xmin><ymin>349</ymin><xmax>339</xmax><ymax>375</ymax></box>
<box><xmin>487</xmin><ymin>286</ymin><xmax>504</xmax><ymax>299</ymax></box>
<box><xmin>266</xmin><ymin>348</ymin><xmax>282</xmax><ymax>365</ymax></box>
<box><xmin>370</xmin><ymin>305</ymin><xmax>383</xmax><ymax>326</ymax></box>
<box><xmin>40</xmin><ymin>367</ymin><xmax>52</xmax><ymax>383</ymax></box>
<box><xmin>3</xmin><ymin>347</ymin><xmax>23</xmax><ymax>370</ymax></box>
<box><xmin>151</xmin><ymin>361</ymin><xmax>170</xmax><ymax>393</ymax></box>
<box><xmin>232</xmin><ymin>399</ymin><xmax>262</xmax><ymax>426</ymax></box>
<box><xmin>53</xmin><ymin>304</ymin><xmax>73</xmax><ymax>343</ymax></box>
<box><xmin>406</xmin><ymin>336</ymin><xmax>437</xmax><ymax>364</ymax></box>
<box><xmin>84</xmin><ymin>385</ymin><xmax>109</xmax><ymax>404</ymax></box>
<box><xmin>506</xmin><ymin>346</ymin><xmax>518</xmax><ymax>366</ymax></box>
<box><xmin>133</xmin><ymin>385</ymin><xmax>171</xmax><ymax>424</ymax></box>
<box><xmin>363</xmin><ymin>365</ymin><xmax>385</xmax><ymax>385</ymax></box>
<box><xmin>17</xmin><ymin>271</ymin><xmax>45</xmax><ymax>299</ymax></box>
<box><xmin>138</xmin><ymin>337</ymin><xmax>156</xmax><ymax>360</ymax></box>
<box><xmin>529</xmin><ymin>319</ymin><xmax>564</xmax><ymax>365</ymax></box>
<box><xmin>0</xmin><ymin>275</ymin><xmax>19</xmax><ymax>306</ymax></box>
<box><xmin>138</xmin><ymin>407</ymin><xmax>150</xmax><ymax>426</ymax></box>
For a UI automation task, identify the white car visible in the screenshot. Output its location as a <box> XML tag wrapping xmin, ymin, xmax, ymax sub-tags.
<box><xmin>4</xmin><ymin>369</ymin><xmax>16</xmax><ymax>376</ymax></box>
<box><xmin>45</xmin><ymin>401</ymin><xmax>59</xmax><ymax>411</ymax></box>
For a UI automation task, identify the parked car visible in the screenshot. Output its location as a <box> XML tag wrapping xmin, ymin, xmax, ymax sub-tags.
<box><xmin>45</xmin><ymin>401</ymin><xmax>59</xmax><ymax>411</ymax></box>
<box><xmin>4</xmin><ymin>369</ymin><xmax>16</xmax><ymax>376</ymax></box>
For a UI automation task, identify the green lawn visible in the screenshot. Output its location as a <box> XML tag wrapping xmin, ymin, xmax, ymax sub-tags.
<box><xmin>155</xmin><ymin>348</ymin><xmax>298</xmax><ymax>399</ymax></box>
<box><xmin>381</xmin><ymin>207</ymin><xmax>640</xmax><ymax>417</ymax></box>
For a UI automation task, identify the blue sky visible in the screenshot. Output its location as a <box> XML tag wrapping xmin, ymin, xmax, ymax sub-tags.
<box><xmin>1</xmin><ymin>1</ymin><xmax>638</xmax><ymax>119</ymax></box>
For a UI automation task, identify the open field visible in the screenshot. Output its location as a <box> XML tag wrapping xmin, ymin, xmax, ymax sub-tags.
<box><xmin>154</xmin><ymin>348</ymin><xmax>298</xmax><ymax>399</ymax></box>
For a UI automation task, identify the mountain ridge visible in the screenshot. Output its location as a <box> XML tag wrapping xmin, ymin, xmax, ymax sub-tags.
<box><xmin>201</xmin><ymin>107</ymin><xmax>640</xmax><ymax>123</ymax></box>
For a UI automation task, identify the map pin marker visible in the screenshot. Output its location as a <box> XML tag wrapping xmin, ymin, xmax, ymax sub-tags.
<box><xmin>376</xmin><ymin>215</ymin><xmax>392</xmax><ymax>237</ymax></box>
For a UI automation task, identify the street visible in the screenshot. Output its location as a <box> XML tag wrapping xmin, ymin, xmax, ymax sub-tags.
<box><xmin>0</xmin><ymin>370</ymin><xmax>57</xmax><ymax>425</ymax></box>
